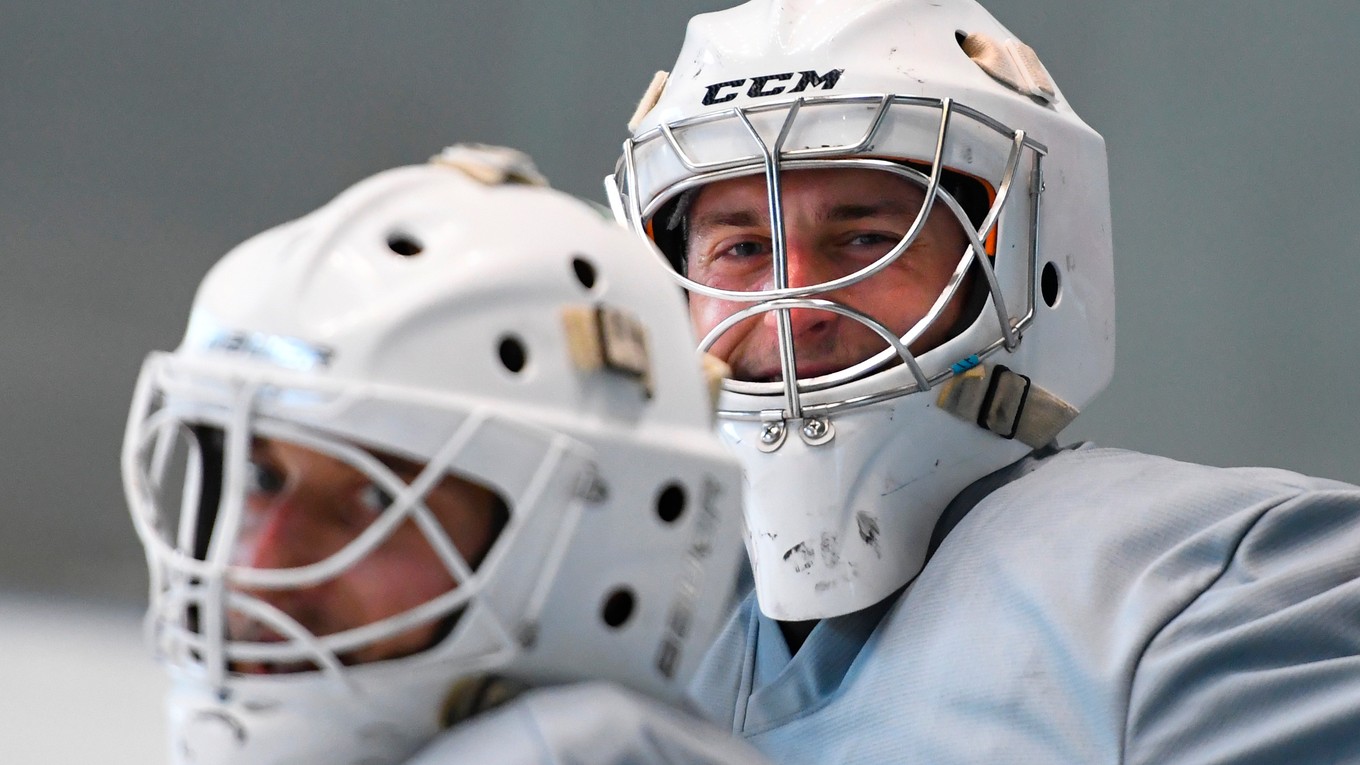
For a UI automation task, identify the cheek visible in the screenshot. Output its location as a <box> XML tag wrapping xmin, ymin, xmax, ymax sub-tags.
<box><xmin>450</xmin><ymin>512</ymin><xmax>497</xmax><ymax>568</ymax></box>
<box><xmin>688</xmin><ymin>295</ymin><xmax>752</xmax><ymax>354</ymax></box>
<box><xmin>688</xmin><ymin>293</ymin><xmax>725</xmax><ymax>337</ymax></box>
<box><xmin>347</xmin><ymin>538</ymin><xmax>456</xmax><ymax>621</ymax></box>
<box><xmin>844</xmin><ymin>269</ymin><xmax>939</xmax><ymax>335</ymax></box>
<box><xmin>334</xmin><ymin>554</ymin><xmax>454</xmax><ymax>663</ymax></box>
<box><xmin>871</xmin><ymin>235</ymin><xmax>967</xmax><ymax>321</ymax></box>
<box><xmin>428</xmin><ymin>486</ymin><xmax>506</xmax><ymax>568</ymax></box>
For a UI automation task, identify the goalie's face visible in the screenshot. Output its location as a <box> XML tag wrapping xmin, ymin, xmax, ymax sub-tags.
<box><xmin>684</xmin><ymin>167</ymin><xmax>970</xmax><ymax>383</ymax></box>
<box><xmin>227</xmin><ymin>438</ymin><xmax>505</xmax><ymax>671</ymax></box>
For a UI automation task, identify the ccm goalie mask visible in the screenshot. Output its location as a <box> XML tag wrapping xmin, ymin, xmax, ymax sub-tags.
<box><xmin>123</xmin><ymin>145</ymin><xmax>746</xmax><ymax>765</ymax></box>
<box><xmin>607</xmin><ymin>0</ymin><xmax>1115</xmax><ymax>620</ymax></box>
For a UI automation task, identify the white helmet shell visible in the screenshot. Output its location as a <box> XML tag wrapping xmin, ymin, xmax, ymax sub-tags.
<box><xmin>123</xmin><ymin>147</ymin><xmax>746</xmax><ymax>764</ymax></box>
<box><xmin>608</xmin><ymin>0</ymin><xmax>1114</xmax><ymax>620</ymax></box>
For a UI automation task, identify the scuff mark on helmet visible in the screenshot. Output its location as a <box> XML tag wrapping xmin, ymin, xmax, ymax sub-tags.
<box><xmin>819</xmin><ymin>532</ymin><xmax>840</xmax><ymax>567</ymax></box>
<box><xmin>880</xmin><ymin>472</ymin><xmax>925</xmax><ymax>498</ymax></box>
<box><xmin>782</xmin><ymin>541</ymin><xmax>814</xmax><ymax>573</ymax></box>
<box><xmin>856</xmin><ymin>511</ymin><xmax>881</xmax><ymax>557</ymax></box>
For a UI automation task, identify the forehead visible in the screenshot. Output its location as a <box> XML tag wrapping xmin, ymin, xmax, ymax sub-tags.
<box><xmin>254</xmin><ymin>436</ymin><xmax>423</xmax><ymax>478</ymax></box>
<box><xmin>687</xmin><ymin>167</ymin><xmax>928</xmax><ymax>224</ymax></box>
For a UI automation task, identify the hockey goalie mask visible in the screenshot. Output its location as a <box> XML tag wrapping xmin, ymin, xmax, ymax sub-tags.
<box><xmin>607</xmin><ymin>0</ymin><xmax>1115</xmax><ymax>620</ymax></box>
<box><xmin>123</xmin><ymin>146</ymin><xmax>745</xmax><ymax>765</ymax></box>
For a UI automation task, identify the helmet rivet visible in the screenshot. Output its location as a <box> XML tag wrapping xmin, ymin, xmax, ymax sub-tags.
<box><xmin>798</xmin><ymin>416</ymin><xmax>835</xmax><ymax>446</ymax></box>
<box><xmin>760</xmin><ymin>422</ymin><xmax>784</xmax><ymax>444</ymax></box>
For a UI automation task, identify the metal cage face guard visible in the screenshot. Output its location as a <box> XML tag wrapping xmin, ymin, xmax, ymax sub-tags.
<box><xmin>610</xmin><ymin>94</ymin><xmax>1046</xmax><ymax>423</ymax></box>
<box><xmin>124</xmin><ymin>353</ymin><xmax>587</xmax><ymax>695</ymax></box>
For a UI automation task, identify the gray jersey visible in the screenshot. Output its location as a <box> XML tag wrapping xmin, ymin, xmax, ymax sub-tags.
<box><xmin>405</xmin><ymin>682</ymin><xmax>774</xmax><ymax>765</ymax></box>
<box><xmin>690</xmin><ymin>444</ymin><xmax>1360</xmax><ymax>764</ymax></box>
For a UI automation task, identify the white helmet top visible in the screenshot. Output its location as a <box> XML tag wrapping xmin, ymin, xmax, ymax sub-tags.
<box><xmin>608</xmin><ymin>0</ymin><xmax>1114</xmax><ymax>620</ymax></box>
<box><xmin>123</xmin><ymin>145</ymin><xmax>746</xmax><ymax>764</ymax></box>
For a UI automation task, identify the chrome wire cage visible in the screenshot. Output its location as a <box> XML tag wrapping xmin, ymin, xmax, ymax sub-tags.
<box><xmin>610</xmin><ymin>93</ymin><xmax>1048</xmax><ymax>422</ymax></box>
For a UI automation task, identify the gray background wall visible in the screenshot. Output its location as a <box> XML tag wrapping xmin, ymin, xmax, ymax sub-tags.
<box><xmin>4</xmin><ymin>1</ymin><xmax>1358</xmax><ymax>614</ymax></box>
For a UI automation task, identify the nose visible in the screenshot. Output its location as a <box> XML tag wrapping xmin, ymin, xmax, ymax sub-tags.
<box><xmin>228</xmin><ymin>487</ymin><xmax>342</xmax><ymax>641</ymax></box>
<box><xmin>782</xmin><ymin>236</ymin><xmax>837</xmax><ymax>290</ymax></box>
<box><xmin>234</xmin><ymin>489</ymin><xmax>331</xmax><ymax>572</ymax></box>
<box><xmin>763</xmin><ymin>238</ymin><xmax>838</xmax><ymax>337</ymax></box>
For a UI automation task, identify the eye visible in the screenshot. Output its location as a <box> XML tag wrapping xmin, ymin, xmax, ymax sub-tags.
<box><xmin>720</xmin><ymin>239</ymin><xmax>769</xmax><ymax>259</ymax></box>
<box><xmin>847</xmin><ymin>232</ymin><xmax>895</xmax><ymax>247</ymax></box>
<box><xmin>697</xmin><ymin>238</ymin><xmax>770</xmax><ymax>271</ymax></box>
<box><xmin>358</xmin><ymin>484</ymin><xmax>397</xmax><ymax>515</ymax></box>
<box><xmin>245</xmin><ymin>461</ymin><xmax>286</xmax><ymax>497</ymax></box>
<box><xmin>687</xmin><ymin>231</ymin><xmax>774</xmax><ymax>287</ymax></box>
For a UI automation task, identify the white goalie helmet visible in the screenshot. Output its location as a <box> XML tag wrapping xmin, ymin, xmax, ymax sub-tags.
<box><xmin>123</xmin><ymin>146</ymin><xmax>746</xmax><ymax>765</ymax></box>
<box><xmin>607</xmin><ymin>0</ymin><xmax>1114</xmax><ymax>620</ymax></box>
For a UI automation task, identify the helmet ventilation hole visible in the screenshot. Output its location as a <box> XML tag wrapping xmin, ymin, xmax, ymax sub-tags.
<box><xmin>571</xmin><ymin>256</ymin><xmax>598</xmax><ymax>290</ymax></box>
<box><xmin>386</xmin><ymin>232</ymin><xmax>424</xmax><ymax>257</ymax></box>
<box><xmin>1041</xmin><ymin>261</ymin><xmax>1062</xmax><ymax>307</ymax></box>
<box><xmin>601</xmin><ymin>588</ymin><xmax>636</xmax><ymax>628</ymax></box>
<box><xmin>498</xmin><ymin>335</ymin><xmax>528</xmax><ymax>373</ymax></box>
<box><xmin>656</xmin><ymin>482</ymin><xmax>686</xmax><ymax>524</ymax></box>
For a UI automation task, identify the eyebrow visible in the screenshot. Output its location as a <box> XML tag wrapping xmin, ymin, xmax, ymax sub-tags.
<box><xmin>689</xmin><ymin>208</ymin><xmax>763</xmax><ymax>232</ymax></box>
<box><xmin>689</xmin><ymin>198</ymin><xmax>920</xmax><ymax>233</ymax></box>
<box><xmin>818</xmin><ymin>200</ymin><xmax>919</xmax><ymax>223</ymax></box>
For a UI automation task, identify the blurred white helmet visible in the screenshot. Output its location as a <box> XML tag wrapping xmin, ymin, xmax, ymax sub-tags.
<box><xmin>607</xmin><ymin>0</ymin><xmax>1114</xmax><ymax>620</ymax></box>
<box><xmin>123</xmin><ymin>145</ymin><xmax>746</xmax><ymax>764</ymax></box>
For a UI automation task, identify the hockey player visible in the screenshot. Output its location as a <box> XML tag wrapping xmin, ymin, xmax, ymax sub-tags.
<box><xmin>603</xmin><ymin>0</ymin><xmax>1360</xmax><ymax>762</ymax></box>
<box><xmin>122</xmin><ymin>145</ymin><xmax>771</xmax><ymax>765</ymax></box>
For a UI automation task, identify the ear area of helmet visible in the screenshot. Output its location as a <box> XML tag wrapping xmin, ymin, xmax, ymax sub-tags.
<box><xmin>644</xmin><ymin>194</ymin><xmax>692</xmax><ymax>275</ymax></box>
<box><xmin>956</xmin><ymin>31</ymin><xmax>1058</xmax><ymax>105</ymax></box>
<box><xmin>897</xmin><ymin>160</ymin><xmax>999</xmax><ymax>258</ymax></box>
<box><xmin>561</xmin><ymin>304</ymin><xmax>654</xmax><ymax>397</ymax></box>
<box><xmin>431</xmin><ymin>143</ymin><xmax>549</xmax><ymax>187</ymax></box>
<box><xmin>628</xmin><ymin>71</ymin><xmax>670</xmax><ymax>132</ymax></box>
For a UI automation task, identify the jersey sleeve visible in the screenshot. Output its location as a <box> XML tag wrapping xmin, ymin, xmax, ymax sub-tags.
<box><xmin>1125</xmin><ymin>486</ymin><xmax>1360</xmax><ymax>764</ymax></box>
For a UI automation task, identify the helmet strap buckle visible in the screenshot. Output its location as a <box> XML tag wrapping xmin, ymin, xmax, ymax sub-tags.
<box><xmin>979</xmin><ymin>365</ymin><xmax>1030</xmax><ymax>439</ymax></box>
<box><xmin>937</xmin><ymin>364</ymin><xmax>1078</xmax><ymax>448</ymax></box>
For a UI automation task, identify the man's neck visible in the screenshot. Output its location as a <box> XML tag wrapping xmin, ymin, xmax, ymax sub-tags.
<box><xmin>777</xmin><ymin>618</ymin><xmax>819</xmax><ymax>655</ymax></box>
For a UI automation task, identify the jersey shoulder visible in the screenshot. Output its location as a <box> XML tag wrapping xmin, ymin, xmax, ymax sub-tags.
<box><xmin>943</xmin><ymin>445</ymin><xmax>1360</xmax><ymax>764</ymax></box>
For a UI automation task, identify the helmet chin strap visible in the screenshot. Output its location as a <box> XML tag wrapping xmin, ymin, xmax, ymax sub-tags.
<box><xmin>936</xmin><ymin>364</ymin><xmax>1078</xmax><ymax>448</ymax></box>
<box><xmin>440</xmin><ymin>674</ymin><xmax>531</xmax><ymax>727</ymax></box>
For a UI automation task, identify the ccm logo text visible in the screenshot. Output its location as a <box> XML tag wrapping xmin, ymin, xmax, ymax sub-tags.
<box><xmin>701</xmin><ymin>69</ymin><xmax>844</xmax><ymax>106</ymax></box>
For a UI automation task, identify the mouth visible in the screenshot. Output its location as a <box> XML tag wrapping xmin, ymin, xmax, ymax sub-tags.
<box><xmin>742</xmin><ymin>362</ymin><xmax>846</xmax><ymax>383</ymax></box>
<box><xmin>226</xmin><ymin>625</ymin><xmax>325</xmax><ymax>675</ymax></box>
<box><xmin>228</xmin><ymin>641</ymin><xmax>384</xmax><ymax>675</ymax></box>
<box><xmin>231</xmin><ymin>658</ymin><xmax>321</xmax><ymax>676</ymax></box>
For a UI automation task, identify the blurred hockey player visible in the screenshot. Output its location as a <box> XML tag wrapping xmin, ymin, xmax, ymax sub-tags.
<box><xmin>123</xmin><ymin>145</ymin><xmax>770</xmax><ymax>765</ymax></box>
<box><xmin>605</xmin><ymin>0</ymin><xmax>1360</xmax><ymax>762</ymax></box>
